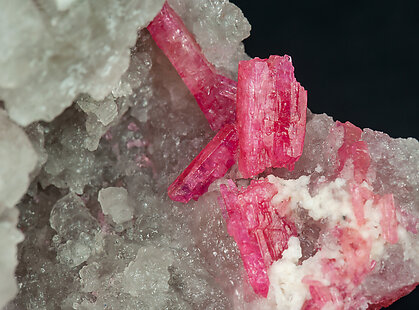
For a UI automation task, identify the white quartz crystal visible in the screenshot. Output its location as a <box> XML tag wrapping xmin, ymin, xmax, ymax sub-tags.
<box><xmin>0</xmin><ymin>111</ymin><xmax>37</xmax><ymax>211</ymax></box>
<box><xmin>0</xmin><ymin>111</ymin><xmax>36</xmax><ymax>308</ymax></box>
<box><xmin>0</xmin><ymin>209</ymin><xmax>24</xmax><ymax>310</ymax></box>
<box><xmin>50</xmin><ymin>193</ymin><xmax>100</xmax><ymax>267</ymax></box>
<box><xmin>98</xmin><ymin>187</ymin><xmax>133</xmax><ymax>224</ymax></box>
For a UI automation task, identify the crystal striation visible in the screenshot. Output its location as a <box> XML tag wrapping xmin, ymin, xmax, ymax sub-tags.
<box><xmin>168</xmin><ymin>123</ymin><xmax>238</xmax><ymax>203</ymax></box>
<box><xmin>237</xmin><ymin>55</ymin><xmax>307</xmax><ymax>178</ymax></box>
<box><xmin>148</xmin><ymin>2</ymin><xmax>238</xmax><ymax>131</ymax></box>
<box><xmin>220</xmin><ymin>179</ymin><xmax>297</xmax><ymax>297</ymax></box>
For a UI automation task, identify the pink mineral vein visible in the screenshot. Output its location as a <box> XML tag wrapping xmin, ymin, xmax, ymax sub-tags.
<box><xmin>237</xmin><ymin>55</ymin><xmax>307</xmax><ymax>178</ymax></box>
<box><xmin>168</xmin><ymin>124</ymin><xmax>238</xmax><ymax>203</ymax></box>
<box><xmin>220</xmin><ymin>179</ymin><xmax>296</xmax><ymax>297</ymax></box>
<box><xmin>147</xmin><ymin>2</ymin><xmax>237</xmax><ymax>131</ymax></box>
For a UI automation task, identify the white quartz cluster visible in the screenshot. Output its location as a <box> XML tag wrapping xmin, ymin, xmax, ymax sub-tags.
<box><xmin>0</xmin><ymin>0</ymin><xmax>417</xmax><ymax>309</ymax></box>
<box><xmin>0</xmin><ymin>112</ymin><xmax>36</xmax><ymax>309</ymax></box>
<box><xmin>0</xmin><ymin>0</ymin><xmax>165</xmax><ymax>126</ymax></box>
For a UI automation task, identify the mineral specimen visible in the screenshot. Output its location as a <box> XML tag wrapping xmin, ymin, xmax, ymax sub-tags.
<box><xmin>237</xmin><ymin>55</ymin><xmax>307</xmax><ymax>178</ymax></box>
<box><xmin>147</xmin><ymin>2</ymin><xmax>237</xmax><ymax>131</ymax></box>
<box><xmin>0</xmin><ymin>0</ymin><xmax>417</xmax><ymax>309</ymax></box>
<box><xmin>168</xmin><ymin>123</ymin><xmax>238</xmax><ymax>203</ymax></box>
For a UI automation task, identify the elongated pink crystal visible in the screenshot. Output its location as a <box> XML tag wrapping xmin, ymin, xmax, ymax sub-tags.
<box><xmin>237</xmin><ymin>55</ymin><xmax>307</xmax><ymax>178</ymax></box>
<box><xmin>147</xmin><ymin>2</ymin><xmax>237</xmax><ymax>131</ymax></box>
<box><xmin>336</xmin><ymin>121</ymin><xmax>371</xmax><ymax>183</ymax></box>
<box><xmin>168</xmin><ymin>124</ymin><xmax>238</xmax><ymax>203</ymax></box>
<box><xmin>220</xmin><ymin>179</ymin><xmax>296</xmax><ymax>297</ymax></box>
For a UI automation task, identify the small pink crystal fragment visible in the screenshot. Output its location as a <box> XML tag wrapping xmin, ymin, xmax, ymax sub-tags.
<box><xmin>220</xmin><ymin>179</ymin><xmax>296</xmax><ymax>297</ymax></box>
<box><xmin>377</xmin><ymin>194</ymin><xmax>399</xmax><ymax>244</ymax></box>
<box><xmin>126</xmin><ymin>139</ymin><xmax>147</xmax><ymax>149</ymax></box>
<box><xmin>339</xmin><ymin>227</ymin><xmax>374</xmax><ymax>285</ymax></box>
<box><xmin>168</xmin><ymin>124</ymin><xmax>238</xmax><ymax>203</ymax></box>
<box><xmin>147</xmin><ymin>2</ymin><xmax>237</xmax><ymax>131</ymax></box>
<box><xmin>336</xmin><ymin>121</ymin><xmax>371</xmax><ymax>183</ymax></box>
<box><xmin>236</xmin><ymin>55</ymin><xmax>307</xmax><ymax>178</ymax></box>
<box><xmin>350</xmin><ymin>183</ymin><xmax>374</xmax><ymax>226</ymax></box>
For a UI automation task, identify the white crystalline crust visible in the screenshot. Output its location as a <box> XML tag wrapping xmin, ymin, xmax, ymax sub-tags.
<box><xmin>0</xmin><ymin>0</ymin><xmax>165</xmax><ymax>126</ymax></box>
<box><xmin>0</xmin><ymin>1</ymin><xmax>417</xmax><ymax>310</ymax></box>
<box><xmin>0</xmin><ymin>111</ymin><xmax>37</xmax><ymax>211</ymax></box>
<box><xmin>0</xmin><ymin>112</ymin><xmax>36</xmax><ymax>309</ymax></box>
<box><xmin>2</xmin><ymin>1</ymin><xmax>249</xmax><ymax>309</ymax></box>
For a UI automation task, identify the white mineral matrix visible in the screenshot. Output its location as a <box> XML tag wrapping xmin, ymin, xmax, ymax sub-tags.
<box><xmin>0</xmin><ymin>0</ymin><xmax>417</xmax><ymax>309</ymax></box>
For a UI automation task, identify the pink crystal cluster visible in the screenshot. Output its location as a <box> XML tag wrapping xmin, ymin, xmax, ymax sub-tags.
<box><xmin>299</xmin><ymin>121</ymin><xmax>416</xmax><ymax>308</ymax></box>
<box><xmin>147</xmin><ymin>2</ymin><xmax>418</xmax><ymax>306</ymax></box>
<box><xmin>148</xmin><ymin>3</ymin><xmax>307</xmax><ymax>204</ymax></box>
<box><xmin>220</xmin><ymin>179</ymin><xmax>296</xmax><ymax>297</ymax></box>
<box><xmin>335</xmin><ymin>121</ymin><xmax>398</xmax><ymax>244</ymax></box>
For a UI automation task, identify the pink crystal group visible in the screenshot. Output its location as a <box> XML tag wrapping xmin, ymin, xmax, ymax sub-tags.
<box><xmin>220</xmin><ymin>179</ymin><xmax>296</xmax><ymax>297</ymax></box>
<box><xmin>147</xmin><ymin>2</ymin><xmax>418</xmax><ymax>306</ymax></box>
<box><xmin>149</xmin><ymin>3</ymin><xmax>307</xmax><ymax>203</ymax></box>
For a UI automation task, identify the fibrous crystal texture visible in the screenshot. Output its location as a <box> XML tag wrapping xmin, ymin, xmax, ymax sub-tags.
<box><xmin>220</xmin><ymin>179</ymin><xmax>296</xmax><ymax>297</ymax></box>
<box><xmin>0</xmin><ymin>0</ymin><xmax>417</xmax><ymax>309</ymax></box>
<box><xmin>237</xmin><ymin>55</ymin><xmax>307</xmax><ymax>178</ymax></box>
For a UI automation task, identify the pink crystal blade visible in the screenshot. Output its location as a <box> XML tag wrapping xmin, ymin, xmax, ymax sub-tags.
<box><xmin>147</xmin><ymin>2</ymin><xmax>237</xmax><ymax>131</ymax></box>
<box><xmin>168</xmin><ymin>124</ymin><xmax>238</xmax><ymax>203</ymax></box>
<box><xmin>237</xmin><ymin>55</ymin><xmax>307</xmax><ymax>178</ymax></box>
<box><xmin>220</xmin><ymin>179</ymin><xmax>296</xmax><ymax>297</ymax></box>
<box><xmin>378</xmin><ymin>194</ymin><xmax>399</xmax><ymax>244</ymax></box>
<box><xmin>336</xmin><ymin>121</ymin><xmax>371</xmax><ymax>183</ymax></box>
